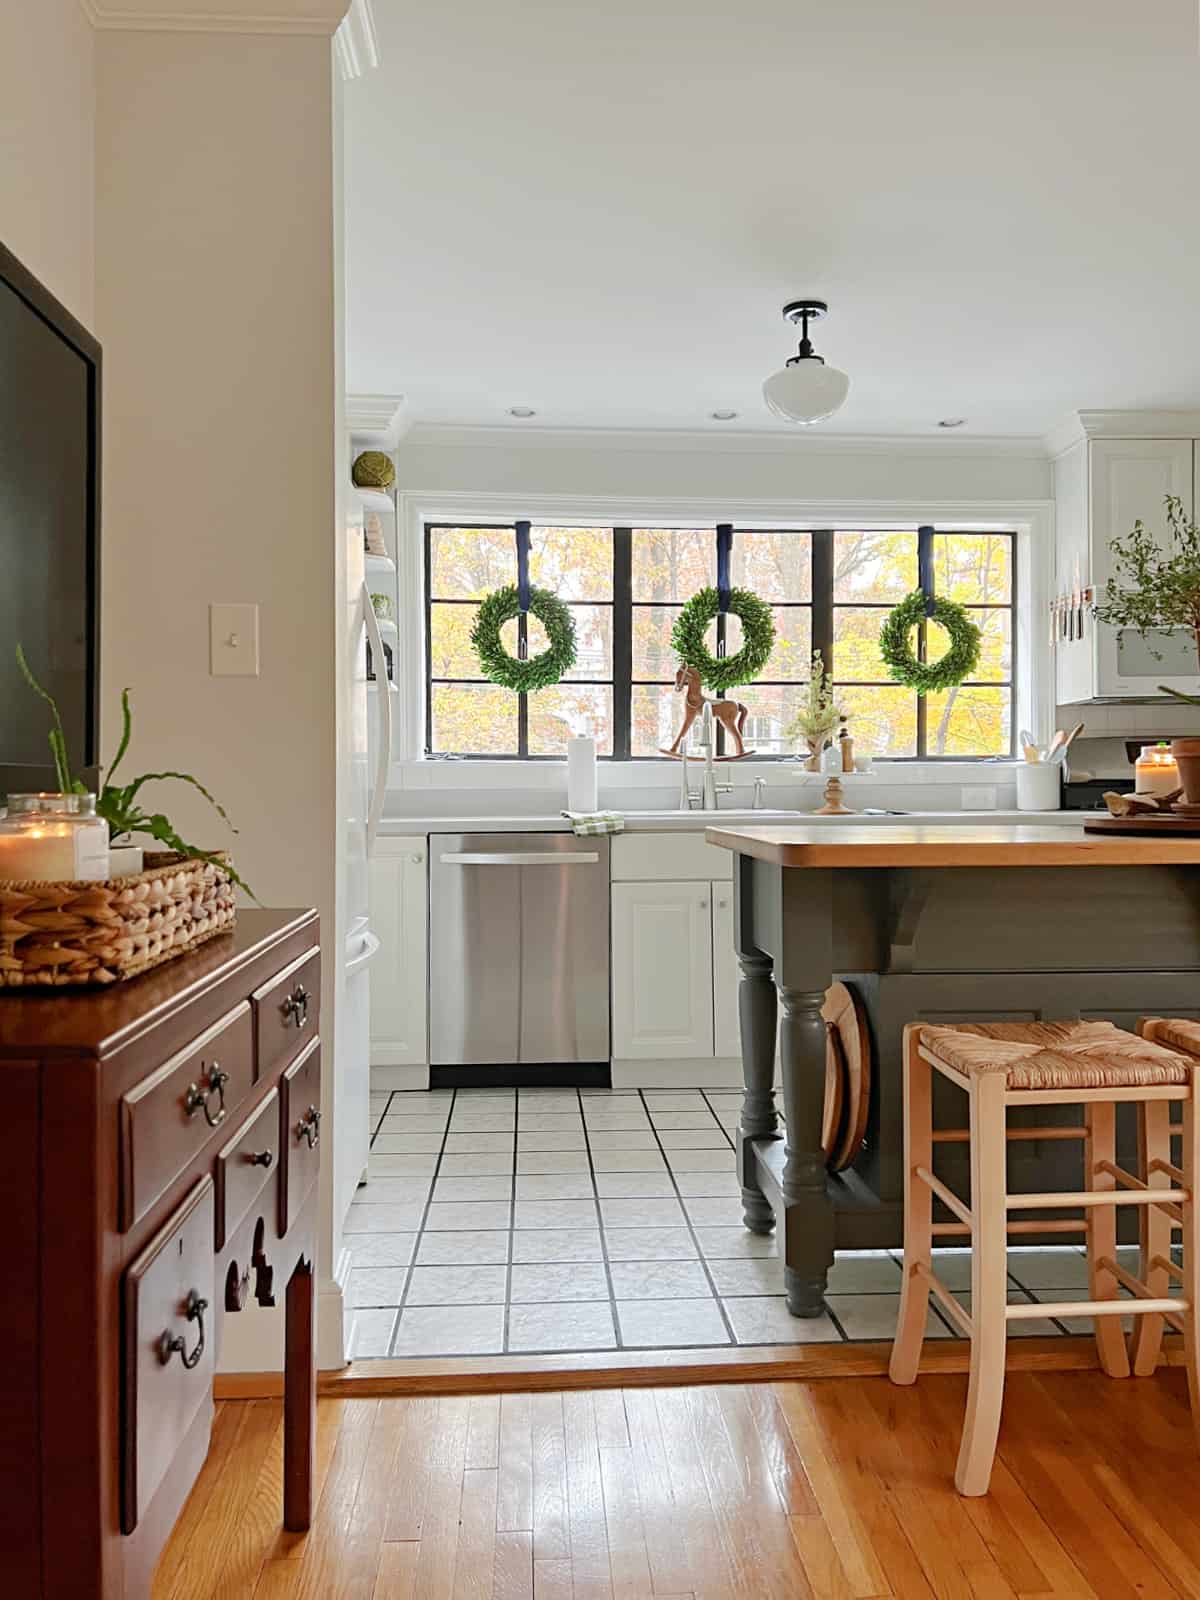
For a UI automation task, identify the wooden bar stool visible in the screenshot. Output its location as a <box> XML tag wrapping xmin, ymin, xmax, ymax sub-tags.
<box><xmin>888</xmin><ymin>1019</ymin><xmax>1199</xmax><ymax>1496</ymax></box>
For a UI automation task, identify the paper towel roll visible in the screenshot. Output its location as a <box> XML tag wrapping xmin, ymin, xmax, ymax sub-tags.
<box><xmin>567</xmin><ymin>736</ymin><xmax>598</xmax><ymax>813</ymax></box>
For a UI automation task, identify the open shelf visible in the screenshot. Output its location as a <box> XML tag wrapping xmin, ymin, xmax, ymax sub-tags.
<box><xmin>365</xmin><ymin>552</ymin><xmax>396</xmax><ymax>576</ymax></box>
<box><xmin>353</xmin><ymin>486</ymin><xmax>395</xmax><ymax>514</ymax></box>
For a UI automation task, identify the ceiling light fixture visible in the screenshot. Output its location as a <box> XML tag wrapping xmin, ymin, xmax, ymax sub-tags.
<box><xmin>938</xmin><ymin>417</ymin><xmax>966</xmax><ymax>429</ymax></box>
<box><xmin>762</xmin><ymin>300</ymin><xmax>850</xmax><ymax>426</ymax></box>
<box><xmin>710</xmin><ymin>409</ymin><xmax>738</xmax><ymax>421</ymax></box>
<box><xmin>508</xmin><ymin>406</ymin><xmax>536</xmax><ymax>418</ymax></box>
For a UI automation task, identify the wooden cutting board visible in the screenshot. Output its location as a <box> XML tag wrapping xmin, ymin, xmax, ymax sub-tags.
<box><xmin>1084</xmin><ymin>815</ymin><xmax>1200</xmax><ymax>836</ymax></box>
<box><xmin>821</xmin><ymin>981</ymin><xmax>872</xmax><ymax>1171</ymax></box>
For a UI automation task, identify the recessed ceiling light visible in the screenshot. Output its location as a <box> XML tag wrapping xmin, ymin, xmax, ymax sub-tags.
<box><xmin>937</xmin><ymin>417</ymin><xmax>966</xmax><ymax>429</ymax></box>
<box><xmin>508</xmin><ymin>406</ymin><xmax>536</xmax><ymax>418</ymax></box>
<box><xmin>711</xmin><ymin>409</ymin><xmax>738</xmax><ymax>421</ymax></box>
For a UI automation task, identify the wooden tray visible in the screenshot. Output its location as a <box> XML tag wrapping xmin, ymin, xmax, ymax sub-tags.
<box><xmin>1084</xmin><ymin>814</ymin><xmax>1200</xmax><ymax>836</ymax></box>
<box><xmin>821</xmin><ymin>981</ymin><xmax>872</xmax><ymax>1171</ymax></box>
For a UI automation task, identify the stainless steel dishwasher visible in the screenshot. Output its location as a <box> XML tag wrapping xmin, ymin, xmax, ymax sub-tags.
<box><xmin>429</xmin><ymin>832</ymin><xmax>610</xmax><ymax>1072</ymax></box>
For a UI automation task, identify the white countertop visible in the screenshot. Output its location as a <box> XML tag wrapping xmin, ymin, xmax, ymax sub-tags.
<box><xmin>379</xmin><ymin>809</ymin><xmax>1091</xmax><ymax>836</ymax></box>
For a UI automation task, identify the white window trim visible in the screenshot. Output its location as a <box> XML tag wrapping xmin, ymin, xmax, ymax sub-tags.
<box><xmin>391</xmin><ymin>490</ymin><xmax>1055</xmax><ymax>788</ymax></box>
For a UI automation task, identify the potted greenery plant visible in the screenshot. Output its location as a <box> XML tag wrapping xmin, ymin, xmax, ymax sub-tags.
<box><xmin>16</xmin><ymin>646</ymin><xmax>253</xmax><ymax>895</ymax></box>
<box><xmin>1092</xmin><ymin>495</ymin><xmax>1200</xmax><ymax>802</ymax></box>
<box><xmin>785</xmin><ymin>649</ymin><xmax>845</xmax><ymax>771</ymax></box>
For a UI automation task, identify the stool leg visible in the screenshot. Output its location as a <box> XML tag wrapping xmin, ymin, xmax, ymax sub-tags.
<box><xmin>955</xmin><ymin>1073</ymin><xmax>1008</xmax><ymax>1497</ymax></box>
<box><xmin>890</xmin><ymin>1025</ymin><xmax>933</xmax><ymax>1386</ymax></box>
<box><xmin>1084</xmin><ymin>1101</ymin><xmax>1131</xmax><ymax>1379</ymax></box>
<box><xmin>1131</xmin><ymin>1099</ymin><xmax>1172</xmax><ymax>1376</ymax></box>
<box><xmin>1181</xmin><ymin>1094</ymin><xmax>1200</xmax><ymax>1448</ymax></box>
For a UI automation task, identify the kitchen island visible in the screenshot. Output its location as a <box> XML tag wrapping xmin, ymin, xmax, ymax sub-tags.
<box><xmin>705</xmin><ymin>822</ymin><xmax>1200</xmax><ymax>1316</ymax></box>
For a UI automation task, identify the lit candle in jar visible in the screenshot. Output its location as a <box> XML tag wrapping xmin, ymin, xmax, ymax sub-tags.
<box><xmin>1135</xmin><ymin>742</ymin><xmax>1180</xmax><ymax>799</ymax></box>
<box><xmin>0</xmin><ymin>824</ymin><xmax>79</xmax><ymax>881</ymax></box>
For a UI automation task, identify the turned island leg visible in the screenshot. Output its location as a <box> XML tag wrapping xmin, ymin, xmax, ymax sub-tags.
<box><xmin>737</xmin><ymin>948</ymin><xmax>779</xmax><ymax>1233</ymax></box>
<box><xmin>778</xmin><ymin>983</ymin><xmax>835</xmax><ymax>1315</ymax></box>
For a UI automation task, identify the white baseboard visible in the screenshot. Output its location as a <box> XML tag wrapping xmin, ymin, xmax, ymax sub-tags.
<box><xmin>611</xmin><ymin>1058</ymin><xmax>745</xmax><ymax>1088</ymax></box>
<box><xmin>317</xmin><ymin>1247</ymin><xmax>354</xmax><ymax>1370</ymax></box>
<box><xmin>371</xmin><ymin>1063</ymin><xmax>430</xmax><ymax>1092</ymax></box>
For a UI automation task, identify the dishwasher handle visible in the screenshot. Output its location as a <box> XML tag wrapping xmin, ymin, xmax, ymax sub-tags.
<box><xmin>439</xmin><ymin>850</ymin><xmax>601</xmax><ymax>866</ymax></box>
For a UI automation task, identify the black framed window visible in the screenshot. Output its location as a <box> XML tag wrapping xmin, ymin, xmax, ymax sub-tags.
<box><xmin>424</xmin><ymin>522</ymin><xmax>1014</xmax><ymax>760</ymax></box>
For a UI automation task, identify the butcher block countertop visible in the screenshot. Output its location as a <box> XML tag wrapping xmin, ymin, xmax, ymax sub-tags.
<box><xmin>704</xmin><ymin>821</ymin><xmax>1200</xmax><ymax>867</ymax></box>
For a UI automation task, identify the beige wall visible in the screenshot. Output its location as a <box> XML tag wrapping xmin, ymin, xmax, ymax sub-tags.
<box><xmin>94</xmin><ymin>28</ymin><xmax>337</xmax><ymax>915</ymax></box>
<box><xmin>0</xmin><ymin>0</ymin><xmax>95</xmax><ymax>323</ymax></box>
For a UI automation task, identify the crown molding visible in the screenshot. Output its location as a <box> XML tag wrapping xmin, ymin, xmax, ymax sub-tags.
<box><xmin>347</xmin><ymin>392</ymin><xmax>406</xmax><ymax>442</ymax></box>
<box><xmin>397</xmin><ymin>421</ymin><xmax>1050</xmax><ymax>460</ymax></box>
<box><xmin>1043</xmin><ymin>408</ymin><xmax>1200</xmax><ymax>457</ymax></box>
<box><xmin>81</xmin><ymin>0</ymin><xmax>348</xmax><ymax>34</ymax></box>
<box><xmin>334</xmin><ymin>0</ymin><xmax>377</xmax><ymax>77</ymax></box>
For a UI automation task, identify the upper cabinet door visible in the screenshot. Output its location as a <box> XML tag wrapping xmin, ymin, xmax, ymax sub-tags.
<box><xmin>1091</xmin><ymin>438</ymin><xmax>1196</xmax><ymax>698</ymax></box>
<box><xmin>611</xmin><ymin>881</ymin><xmax>714</xmax><ymax>1060</ymax></box>
<box><xmin>369</xmin><ymin>836</ymin><xmax>428</xmax><ymax>1066</ymax></box>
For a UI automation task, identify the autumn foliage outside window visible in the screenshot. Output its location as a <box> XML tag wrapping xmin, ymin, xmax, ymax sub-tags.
<box><xmin>425</xmin><ymin>524</ymin><xmax>1013</xmax><ymax>759</ymax></box>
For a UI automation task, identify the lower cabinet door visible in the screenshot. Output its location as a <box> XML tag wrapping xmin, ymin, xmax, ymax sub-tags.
<box><xmin>711</xmin><ymin>881</ymin><xmax>742</xmax><ymax>1060</ymax></box>
<box><xmin>122</xmin><ymin>1177</ymin><xmax>216</xmax><ymax>1533</ymax></box>
<box><xmin>611</xmin><ymin>880</ymin><xmax>714</xmax><ymax>1059</ymax></box>
<box><xmin>369</xmin><ymin>836</ymin><xmax>428</xmax><ymax>1066</ymax></box>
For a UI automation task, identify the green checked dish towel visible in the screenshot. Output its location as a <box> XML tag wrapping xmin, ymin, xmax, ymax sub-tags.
<box><xmin>561</xmin><ymin>811</ymin><xmax>625</xmax><ymax>836</ymax></box>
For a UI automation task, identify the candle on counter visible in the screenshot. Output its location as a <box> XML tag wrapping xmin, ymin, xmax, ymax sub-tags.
<box><xmin>1135</xmin><ymin>741</ymin><xmax>1180</xmax><ymax>798</ymax></box>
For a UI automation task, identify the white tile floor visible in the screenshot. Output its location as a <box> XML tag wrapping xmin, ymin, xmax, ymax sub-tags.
<box><xmin>346</xmin><ymin>1085</ymin><xmax>1151</xmax><ymax>1360</ymax></box>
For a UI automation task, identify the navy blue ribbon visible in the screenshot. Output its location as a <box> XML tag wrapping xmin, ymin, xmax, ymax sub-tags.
<box><xmin>716</xmin><ymin>523</ymin><xmax>733</xmax><ymax>615</ymax></box>
<box><xmin>516</xmin><ymin>520</ymin><xmax>531</xmax><ymax>614</ymax></box>
<box><xmin>917</xmin><ymin>525</ymin><xmax>935</xmax><ymax>617</ymax></box>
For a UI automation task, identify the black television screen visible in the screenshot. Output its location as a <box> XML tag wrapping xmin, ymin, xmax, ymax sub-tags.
<box><xmin>0</xmin><ymin>241</ymin><xmax>100</xmax><ymax>794</ymax></box>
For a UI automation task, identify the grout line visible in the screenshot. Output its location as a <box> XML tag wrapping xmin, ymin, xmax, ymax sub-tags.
<box><xmin>386</xmin><ymin>1087</ymin><xmax>457</xmax><ymax>1358</ymax></box>
<box><xmin>638</xmin><ymin>1089</ymin><xmax>740</xmax><ymax>1348</ymax></box>
<box><xmin>579</xmin><ymin>1085</ymin><xmax>623</xmax><ymax>1349</ymax></box>
<box><xmin>503</xmin><ymin>1090</ymin><xmax>519</xmax><ymax>1353</ymax></box>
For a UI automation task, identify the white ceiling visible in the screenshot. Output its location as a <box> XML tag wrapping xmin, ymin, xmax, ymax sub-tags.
<box><xmin>344</xmin><ymin>0</ymin><xmax>1200</xmax><ymax>439</ymax></box>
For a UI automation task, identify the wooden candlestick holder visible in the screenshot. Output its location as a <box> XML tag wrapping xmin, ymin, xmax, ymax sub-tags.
<box><xmin>814</xmin><ymin>775</ymin><xmax>853</xmax><ymax>815</ymax></box>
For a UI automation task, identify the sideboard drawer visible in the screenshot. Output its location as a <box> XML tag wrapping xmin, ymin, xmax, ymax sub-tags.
<box><xmin>280</xmin><ymin>1037</ymin><xmax>321</xmax><ymax>1235</ymax></box>
<box><xmin>121</xmin><ymin>1177</ymin><xmax>216</xmax><ymax>1534</ymax></box>
<box><xmin>119</xmin><ymin>1002</ymin><xmax>254</xmax><ymax>1231</ymax></box>
<box><xmin>214</xmin><ymin>1087</ymin><xmax>279</xmax><ymax>1250</ymax></box>
<box><xmin>254</xmin><ymin>948</ymin><xmax>320</xmax><ymax>1083</ymax></box>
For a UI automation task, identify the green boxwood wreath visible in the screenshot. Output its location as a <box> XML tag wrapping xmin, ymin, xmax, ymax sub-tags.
<box><xmin>878</xmin><ymin>589</ymin><xmax>982</xmax><ymax>694</ymax></box>
<box><xmin>671</xmin><ymin>586</ymin><xmax>776</xmax><ymax>693</ymax></box>
<box><xmin>470</xmin><ymin>584</ymin><xmax>577</xmax><ymax>693</ymax></box>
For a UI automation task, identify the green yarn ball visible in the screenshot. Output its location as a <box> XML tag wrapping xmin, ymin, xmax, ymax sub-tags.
<box><xmin>878</xmin><ymin>589</ymin><xmax>982</xmax><ymax>694</ymax></box>
<box><xmin>471</xmin><ymin>585</ymin><xmax>578</xmax><ymax>693</ymax></box>
<box><xmin>671</xmin><ymin>586</ymin><xmax>776</xmax><ymax>693</ymax></box>
<box><xmin>352</xmin><ymin>450</ymin><xmax>395</xmax><ymax>490</ymax></box>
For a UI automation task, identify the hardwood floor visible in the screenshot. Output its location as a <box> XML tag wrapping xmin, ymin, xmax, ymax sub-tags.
<box><xmin>155</xmin><ymin>1369</ymin><xmax>1200</xmax><ymax>1598</ymax></box>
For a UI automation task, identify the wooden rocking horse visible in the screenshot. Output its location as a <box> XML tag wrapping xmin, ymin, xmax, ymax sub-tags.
<box><xmin>661</xmin><ymin>663</ymin><xmax>752</xmax><ymax>759</ymax></box>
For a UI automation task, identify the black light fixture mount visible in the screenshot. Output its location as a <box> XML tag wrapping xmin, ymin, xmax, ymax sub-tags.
<box><xmin>781</xmin><ymin>299</ymin><xmax>829</xmax><ymax>364</ymax></box>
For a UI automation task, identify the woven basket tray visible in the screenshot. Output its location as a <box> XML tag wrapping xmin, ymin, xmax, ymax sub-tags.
<box><xmin>0</xmin><ymin>850</ymin><xmax>237</xmax><ymax>988</ymax></box>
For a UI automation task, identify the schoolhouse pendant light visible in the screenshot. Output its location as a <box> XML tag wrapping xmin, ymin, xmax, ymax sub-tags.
<box><xmin>762</xmin><ymin>299</ymin><xmax>850</xmax><ymax>425</ymax></box>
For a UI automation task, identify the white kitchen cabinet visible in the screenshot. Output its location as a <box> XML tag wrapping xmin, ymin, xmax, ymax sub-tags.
<box><xmin>1054</xmin><ymin>423</ymin><xmax>1197</xmax><ymax>703</ymax></box>
<box><xmin>611</xmin><ymin>880</ymin><xmax>714</xmax><ymax>1059</ymax></box>
<box><xmin>368</xmin><ymin>835</ymin><xmax>428</xmax><ymax>1066</ymax></box>
<box><xmin>711</xmin><ymin>881</ymin><xmax>741</xmax><ymax>1059</ymax></box>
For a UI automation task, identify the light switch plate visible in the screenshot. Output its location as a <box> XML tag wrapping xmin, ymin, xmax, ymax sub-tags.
<box><xmin>210</xmin><ymin>603</ymin><xmax>260</xmax><ymax>677</ymax></box>
<box><xmin>961</xmin><ymin>786</ymin><xmax>997</xmax><ymax>810</ymax></box>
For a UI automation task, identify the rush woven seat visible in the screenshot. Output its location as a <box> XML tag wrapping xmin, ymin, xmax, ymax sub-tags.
<box><xmin>917</xmin><ymin>1020</ymin><xmax>1189</xmax><ymax>1091</ymax></box>
<box><xmin>1141</xmin><ymin>1017</ymin><xmax>1200</xmax><ymax>1059</ymax></box>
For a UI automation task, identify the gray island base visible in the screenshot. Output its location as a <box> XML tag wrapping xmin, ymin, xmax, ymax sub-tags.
<box><xmin>705</xmin><ymin>823</ymin><xmax>1200</xmax><ymax>1317</ymax></box>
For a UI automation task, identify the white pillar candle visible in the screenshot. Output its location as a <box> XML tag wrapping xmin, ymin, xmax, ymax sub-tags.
<box><xmin>0</xmin><ymin>825</ymin><xmax>80</xmax><ymax>881</ymax></box>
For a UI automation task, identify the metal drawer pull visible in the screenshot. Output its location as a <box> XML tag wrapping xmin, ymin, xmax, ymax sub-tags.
<box><xmin>158</xmin><ymin>1289</ymin><xmax>208</xmax><ymax>1370</ymax></box>
<box><xmin>439</xmin><ymin>851</ymin><xmax>600</xmax><ymax>866</ymax></box>
<box><xmin>246</xmin><ymin>1149</ymin><xmax>274</xmax><ymax>1169</ymax></box>
<box><xmin>281</xmin><ymin>984</ymin><xmax>310</xmax><ymax>1029</ymax></box>
<box><xmin>183</xmin><ymin>1064</ymin><xmax>229</xmax><ymax>1128</ymax></box>
<box><xmin>296</xmin><ymin>1105</ymin><xmax>321</xmax><ymax>1149</ymax></box>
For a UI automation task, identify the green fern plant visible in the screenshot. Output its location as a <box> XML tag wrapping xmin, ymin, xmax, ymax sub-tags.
<box><xmin>15</xmin><ymin>645</ymin><xmax>254</xmax><ymax>897</ymax></box>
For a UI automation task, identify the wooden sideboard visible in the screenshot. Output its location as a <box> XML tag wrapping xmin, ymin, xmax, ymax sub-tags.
<box><xmin>0</xmin><ymin>908</ymin><xmax>321</xmax><ymax>1598</ymax></box>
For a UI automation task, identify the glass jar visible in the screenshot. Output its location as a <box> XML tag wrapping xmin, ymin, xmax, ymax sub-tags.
<box><xmin>0</xmin><ymin>793</ymin><xmax>110</xmax><ymax>882</ymax></box>
<box><xmin>1134</xmin><ymin>742</ymin><xmax>1180</xmax><ymax>799</ymax></box>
